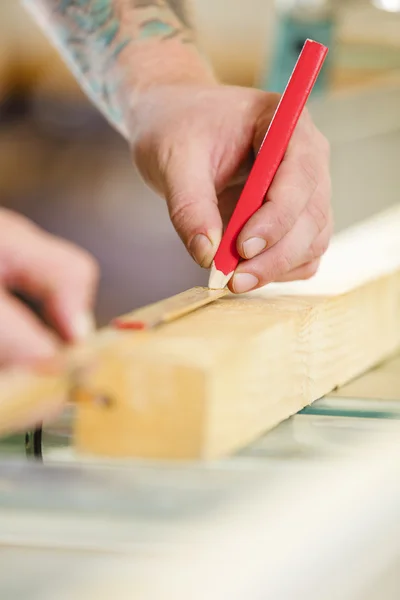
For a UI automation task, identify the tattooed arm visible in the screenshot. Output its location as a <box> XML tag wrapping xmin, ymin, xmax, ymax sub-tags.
<box><xmin>24</xmin><ymin>0</ymin><xmax>216</xmax><ymax>137</ymax></box>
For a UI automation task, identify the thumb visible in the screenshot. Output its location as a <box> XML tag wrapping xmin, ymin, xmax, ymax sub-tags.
<box><xmin>164</xmin><ymin>157</ymin><xmax>223</xmax><ymax>268</ymax></box>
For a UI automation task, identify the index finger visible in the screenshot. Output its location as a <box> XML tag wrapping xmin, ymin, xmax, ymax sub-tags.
<box><xmin>237</xmin><ymin>115</ymin><xmax>329</xmax><ymax>260</ymax></box>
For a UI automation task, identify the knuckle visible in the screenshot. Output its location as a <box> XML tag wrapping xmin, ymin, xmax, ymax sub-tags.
<box><xmin>309</xmin><ymin>241</ymin><xmax>320</xmax><ymax>260</ymax></box>
<box><xmin>0</xmin><ymin>212</ymin><xmax>42</xmax><ymax>276</ymax></box>
<box><xmin>321</xmin><ymin>233</ymin><xmax>331</xmax><ymax>255</ymax></box>
<box><xmin>133</xmin><ymin>131</ymin><xmax>173</xmax><ymax>193</ymax></box>
<box><xmin>0</xmin><ymin>208</ymin><xmax>18</xmax><ymax>226</ymax></box>
<box><xmin>270</xmin><ymin>201</ymin><xmax>297</xmax><ymax>238</ymax></box>
<box><xmin>298</xmin><ymin>107</ymin><xmax>312</xmax><ymax>131</ymax></box>
<box><xmin>307</xmin><ymin>197</ymin><xmax>329</xmax><ymax>235</ymax></box>
<box><xmin>0</xmin><ymin>208</ymin><xmax>35</xmax><ymax>235</ymax></box>
<box><xmin>296</xmin><ymin>109</ymin><xmax>318</xmax><ymax>144</ymax></box>
<box><xmin>304</xmin><ymin>260</ymin><xmax>320</xmax><ymax>278</ymax></box>
<box><xmin>75</xmin><ymin>251</ymin><xmax>99</xmax><ymax>284</ymax></box>
<box><xmin>82</xmin><ymin>253</ymin><xmax>99</xmax><ymax>282</ymax></box>
<box><xmin>310</xmin><ymin>232</ymin><xmax>330</xmax><ymax>259</ymax></box>
<box><xmin>131</xmin><ymin>137</ymin><xmax>153</xmax><ymax>181</ymax></box>
<box><xmin>297</xmin><ymin>152</ymin><xmax>320</xmax><ymax>190</ymax></box>
<box><xmin>319</xmin><ymin>132</ymin><xmax>330</xmax><ymax>158</ymax></box>
<box><xmin>168</xmin><ymin>192</ymin><xmax>197</xmax><ymax>233</ymax></box>
<box><xmin>275</xmin><ymin>252</ymin><xmax>293</xmax><ymax>276</ymax></box>
<box><xmin>58</xmin><ymin>241</ymin><xmax>99</xmax><ymax>284</ymax></box>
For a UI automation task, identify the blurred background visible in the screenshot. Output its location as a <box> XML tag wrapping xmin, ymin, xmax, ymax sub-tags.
<box><xmin>0</xmin><ymin>0</ymin><xmax>400</xmax><ymax>325</ymax></box>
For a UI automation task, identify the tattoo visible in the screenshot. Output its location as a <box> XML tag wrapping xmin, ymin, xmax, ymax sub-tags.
<box><xmin>135</xmin><ymin>0</ymin><xmax>192</xmax><ymax>29</ymax></box>
<box><xmin>24</xmin><ymin>0</ymin><xmax>194</xmax><ymax>134</ymax></box>
<box><xmin>134</xmin><ymin>0</ymin><xmax>193</xmax><ymax>43</ymax></box>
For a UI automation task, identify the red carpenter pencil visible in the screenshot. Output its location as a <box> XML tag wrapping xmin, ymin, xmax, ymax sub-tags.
<box><xmin>208</xmin><ymin>39</ymin><xmax>328</xmax><ymax>289</ymax></box>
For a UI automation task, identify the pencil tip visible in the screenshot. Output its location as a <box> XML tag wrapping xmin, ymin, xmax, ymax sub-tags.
<box><xmin>208</xmin><ymin>262</ymin><xmax>233</xmax><ymax>290</ymax></box>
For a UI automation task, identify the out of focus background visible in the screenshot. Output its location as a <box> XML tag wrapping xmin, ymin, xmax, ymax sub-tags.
<box><xmin>0</xmin><ymin>0</ymin><xmax>400</xmax><ymax>325</ymax></box>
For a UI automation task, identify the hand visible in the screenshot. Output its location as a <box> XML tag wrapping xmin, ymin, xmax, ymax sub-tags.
<box><xmin>0</xmin><ymin>209</ymin><xmax>98</xmax><ymax>367</ymax></box>
<box><xmin>130</xmin><ymin>84</ymin><xmax>332</xmax><ymax>293</ymax></box>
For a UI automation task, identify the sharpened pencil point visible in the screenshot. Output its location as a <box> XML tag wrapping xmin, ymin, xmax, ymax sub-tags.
<box><xmin>208</xmin><ymin>262</ymin><xmax>234</xmax><ymax>290</ymax></box>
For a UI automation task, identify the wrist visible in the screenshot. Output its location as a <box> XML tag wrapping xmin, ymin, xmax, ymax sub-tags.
<box><xmin>118</xmin><ymin>40</ymin><xmax>218</xmax><ymax>131</ymax></box>
<box><xmin>124</xmin><ymin>37</ymin><xmax>217</xmax><ymax>87</ymax></box>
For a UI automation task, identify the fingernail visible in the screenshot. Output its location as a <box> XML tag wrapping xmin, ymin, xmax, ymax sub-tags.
<box><xmin>242</xmin><ymin>237</ymin><xmax>266</xmax><ymax>259</ymax></box>
<box><xmin>189</xmin><ymin>234</ymin><xmax>214</xmax><ymax>268</ymax></box>
<box><xmin>71</xmin><ymin>312</ymin><xmax>96</xmax><ymax>341</ymax></box>
<box><xmin>232</xmin><ymin>273</ymin><xmax>258</xmax><ymax>294</ymax></box>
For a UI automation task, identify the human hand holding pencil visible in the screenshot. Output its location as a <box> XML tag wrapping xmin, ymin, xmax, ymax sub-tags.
<box><xmin>131</xmin><ymin>41</ymin><xmax>332</xmax><ymax>293</ymax></box>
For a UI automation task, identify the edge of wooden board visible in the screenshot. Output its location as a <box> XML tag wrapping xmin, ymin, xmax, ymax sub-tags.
<box><xmin>73</xmin><ymin>267</ymin><xmax>400</xmax><ymax>459</ymax></box>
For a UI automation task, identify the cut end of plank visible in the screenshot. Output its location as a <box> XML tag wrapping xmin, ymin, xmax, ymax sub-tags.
<box><xmin>0</xmin><ymin>369</ymin><xmax>69</xmax><ymax>438</ymax></box>
<box><xmin>208</xmin><ymin>262</ymin><xmax>233</xmax><ymax>290</ymax></box>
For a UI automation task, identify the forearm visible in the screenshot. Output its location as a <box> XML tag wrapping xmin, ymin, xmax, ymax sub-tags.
<box><xmin>24</xmin><ymin>0</ymin><xmax>217</xmax><ymax>137</ymax></box>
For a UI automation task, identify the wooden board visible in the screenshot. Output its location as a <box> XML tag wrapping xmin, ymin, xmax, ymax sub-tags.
<box><xmin>0</xmin><ymin>368</ymin><xmax>68</xmax><ymax>436</ymax></box>
<box><xmin>2</xmin><ymin>205</ymin><xmax>400</xmax><ymax>459</ymax></box>
<box><xmin>72</xmin><ymin>204</ymin><xmax>400</xmax><ymax>459</ymax></box>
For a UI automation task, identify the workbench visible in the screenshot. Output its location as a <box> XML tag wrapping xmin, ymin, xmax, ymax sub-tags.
<box><xmin>2</xmin><ymin>351</ymin><xmax>400</xmax><ymax>600</ymax></box>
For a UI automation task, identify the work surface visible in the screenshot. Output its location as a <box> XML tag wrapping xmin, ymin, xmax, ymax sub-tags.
<box><xmin>2</xmin><ymin>352</ymin><xmax>400</xmax><ymax>600</ymax></box>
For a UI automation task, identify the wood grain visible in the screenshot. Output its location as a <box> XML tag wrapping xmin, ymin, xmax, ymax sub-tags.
<box><xmin>73</xmin><ymin>205</ymin><xmax>400</xmax><ymax>459</ymax></box>
<box><xmin>0</xmin><ymin>368</ymin><xmax>68</xmax><ymax>436</ymax></box>
<box><xmin>2</xmin><ymin>205</ymin><xmax>400</xmax><ymax>459</ymax></box>
<box><xmin>112</xmin><ymin>287</ymin><xmax>227</xmax><ymax>329</ymax></box>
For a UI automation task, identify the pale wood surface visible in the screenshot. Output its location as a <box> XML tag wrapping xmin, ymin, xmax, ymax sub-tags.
<box><xmin>1</xmin><ymin>205</ymin><xmax>400</xmax><ymax>459</ymax></box>
<box><xmin>0</xmin><ymin>369</ymin><xmax>68</xmax><ymax>437</ymax></box>
<box><xmin>114</xmin><ymin>287</ymin><xmax>227</xmax><ymax>329</ymax></box>
<box><xmin>73</xmin><ymin>205</ymin><xmax>400</xmax><ymax>458</ymax></box>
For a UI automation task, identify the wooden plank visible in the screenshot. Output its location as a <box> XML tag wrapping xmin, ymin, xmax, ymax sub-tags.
<box><xmin>2</xmin><ymin>205</ymin><xmax>400</xmax><ymax>459</ymax></box>
<box><xmin>72</xmin><ymin>205</ymin><xmax>400</xmax><ymax>459</ymax></box>
<box><xmin>0</xmin><ymin>368</ymin><xmax>68</xmax><ymax>437</ymax></box>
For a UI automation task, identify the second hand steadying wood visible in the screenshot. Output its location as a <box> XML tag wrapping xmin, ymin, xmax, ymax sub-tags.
<box><xmin>208</xmin><ymin>39</ymin><xmax>328</xmax><ymax>290</ymax></box>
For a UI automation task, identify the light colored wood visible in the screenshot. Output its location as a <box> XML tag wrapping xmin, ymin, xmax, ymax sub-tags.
<box><xmin>2</xmin><ymin>205</ymin><xmax>400</xmax><ymax>459</ymax></box>
<box><xmin>74</xmin><ymin>278</ymin><xmax>400</xmax><ymax>459</ymax></box>
<box><xmin>73</xmin><ymin>205</ymin><xmax>400</xmax><ymax>459</ymax></box>
<box><xmin>378</xmin><ymin>354</ymin><xmax>400</xmax><ymax>376</ymax></box>
<box><xmin>114</xmin><ymin>287</ymin><xmax>227</xmax><ymax>329</ymax></box>
<box><xmin>0</xmin><ymin>369</ymin><xmax>68</xmax><ymax>436</ymax></box>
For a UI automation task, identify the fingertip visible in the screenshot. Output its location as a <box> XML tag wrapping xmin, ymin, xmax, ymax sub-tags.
<box><xmin>57</xmin><ymin>310</ymin><xmax>96</xmax><ymax>344</ymax></box>
<box><xmin>239</xmin><ymin>236</ymin><xmax>267</xmax><ymax>260</ymax></box>
<box><xmin>189</xmin><ymin>233</ymin><xmax>214</xmax><ymax>268</ymax></box>
<box><xmin>70</xmin><ymin>311</ymin><xmax>96</xmax><ymax>342</ymax></box>
<box><xmin>189</xmin><ymin>229</ymin><xmax>221</xmax><ymax>268</ymax></box>
<box><xmin>230</xmin><ymin>272</ymin><xmax>259</xmax><ymax>294</ymax></box>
